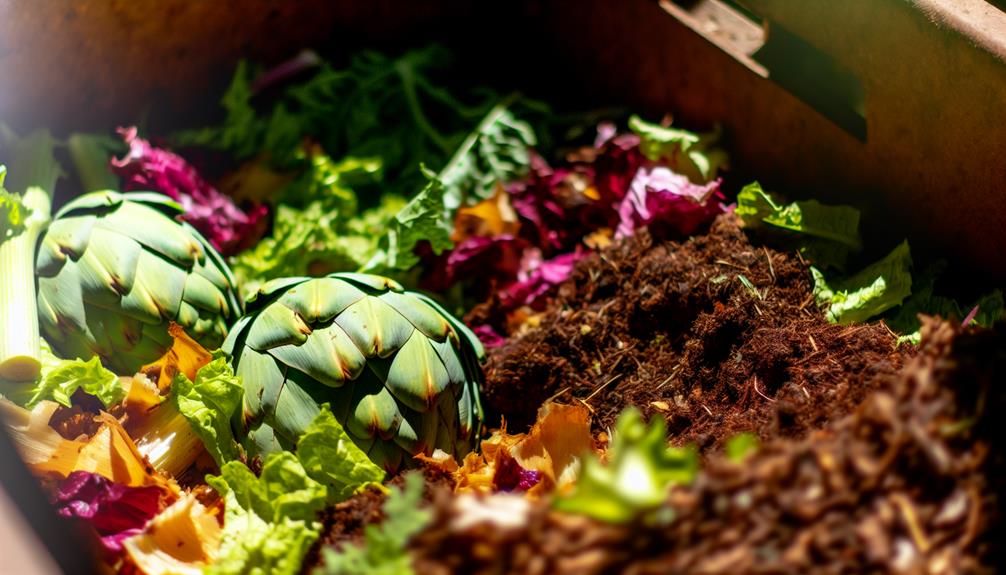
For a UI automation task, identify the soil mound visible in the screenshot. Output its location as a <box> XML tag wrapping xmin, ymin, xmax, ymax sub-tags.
<box><xmin>483</xmin><ymin>215</ymin><xmax>909</xmax><ymax>450</ymax></box>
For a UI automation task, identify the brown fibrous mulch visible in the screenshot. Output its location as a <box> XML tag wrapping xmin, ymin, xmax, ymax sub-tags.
<box><xmin>480</xmin><ymin>215</ymin><xmax>910</xmax><ymax>452</ymax></box>
<box><xmin>409</xmin><ymin>318</ymin><xmax>1006</xmax><ymax>574</ymax></box>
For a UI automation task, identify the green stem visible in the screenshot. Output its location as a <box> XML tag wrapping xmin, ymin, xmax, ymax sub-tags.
<box><xmin>395</xmin><ymin>60</ymin><xmax>453</xmax><ymax>155</ymax></box>
<box><xmin>0</xmin><ymin>130</ymin><xmax>60</xmax><ymax>382</ymax></box>
<box><xmin>0</xmin><ymin>209</ymin><xmax>43</xmax><ymax>381</ymax></box>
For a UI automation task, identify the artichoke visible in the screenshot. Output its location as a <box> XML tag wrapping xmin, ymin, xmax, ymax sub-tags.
<box><xmin>224</xmin><ymin>273</ymin><xmax>484</xmax><ymax>472</ymax></box>
<box><xmin>36</xmin><ymin>191</ymin><xmax>242</xmax><ymax>374</ymax></box>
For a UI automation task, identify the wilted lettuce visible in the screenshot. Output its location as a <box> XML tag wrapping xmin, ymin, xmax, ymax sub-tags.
<box><xmin>297</xmin><ymin>409</ymin><xmax>386</xmax><ymax>503</ymax></box>
<box><xmin>812</xmin><ymin>240</ymin><xmax>913</xmax><ymax>324</ymax></box>
<box><xmin>172</xmin><ymin>351</ymin><xmax>244</xmax><ymax>467</ymax></box>
<box><xmin>553</xmin><ymin>408</ymin><xmax>698</xmax><ymax>523</ymax></box>
<box><xmin>363</xmin><ymin>168</ymin><xmax>454</xmax><ymax>274</ymax></box>
<box><xmin>440</xmin><ymin>105</ymin><xmax>537</xmax><ymax>210</ymax></box>
<box><xmin>736</xmin><ymin>182</ymin><xmax>861</xmax><ymax>269</ymax></box>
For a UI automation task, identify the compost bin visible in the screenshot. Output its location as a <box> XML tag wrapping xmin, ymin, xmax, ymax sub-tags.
<box><xmin>1</xmin><ymin>1</ymin><xmax>1005</xmax><ymax>573</ymax></box>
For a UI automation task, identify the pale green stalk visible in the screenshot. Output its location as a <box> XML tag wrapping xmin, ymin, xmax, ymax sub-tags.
<box><xmin>0</xmin><ymin>129</ymin><xmax>62</xmax><ymax>382</ymax></box>
<box><xmin>0</xmin><ymin>184</ymin><xmax>49</xmax><ymax>381</ymax></box>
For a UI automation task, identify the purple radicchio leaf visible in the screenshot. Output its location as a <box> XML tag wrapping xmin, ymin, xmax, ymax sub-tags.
<box><xmin>499</xmin><ymin>249</ymin><xmax>585</xmax><ymax>310</ymax></box>
<box><xmin>615</xmin><ymin>165</ymin><xmax>725</xmax><ymax>239</ymax></box>
<box><xmin>52</xmin><ymin>471</ymin><xmax>164</xmax><ymax>559</ymax></box>
<box><xmin>110</xmin><ymin>126</ymin><xmax>269</xmax><ymax>256</ymax></box>
<box><xmin>493</xmin><ymin>454</ymin><xmax>543</xmax><ymax>492</ymax></box>
<box><xmin>472</xmin><ymin>324</ymin><xmax>508</xmax><ymax>349</ymax></box>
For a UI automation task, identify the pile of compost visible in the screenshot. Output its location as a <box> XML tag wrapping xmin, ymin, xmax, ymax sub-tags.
<box><xmin>407</xmin><ymin>318</ymin><xmax>1005</xmax><ymax>574</ymax></box>
<box><xmin>481</xmin><ymin>214</ymin><xmax>910</xmax><ymax>450</ymax></box>
<box><xmin>306</xmin><ymin>213</ymin><xmax>1004</xmax><ymax>574</ymax></box>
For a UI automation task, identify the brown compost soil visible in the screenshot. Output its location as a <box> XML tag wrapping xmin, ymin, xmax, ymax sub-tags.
<box><xmin>308</xmin><ymin>216</ymin><xmax>1005</xmax><ymax>574</ymax></box>
<box><xmin>479</xmin><ymin>214</ymin><xmax>910</xmax><ymax>451</ymax></box>
<box><xmin>408</xmin><ymin>319</ymin><xmax>1006</xmax><ymax>574</ymax></box>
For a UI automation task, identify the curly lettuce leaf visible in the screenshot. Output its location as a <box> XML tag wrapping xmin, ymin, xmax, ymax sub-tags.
<box><xmin>628</xmin><ymin>115</ymin><xmax>727</xmax><ymax>183</ymax></box>
<box><xmin>207</xmin><ymin>407</ymin><xmax>391</xmax><ymax>575</ymax></box>
<box><xmin>172</xmin><ymin>351</ymin><xmax>244</xmax><ymax>467</ymax></box>
<box><xmin>736</xmin><ymin>182</ymin><xmax>861</xmax><ymax>269</ymax></box>
<box><xmin>297</xmin><ymin>408</ymin><xmax>385</xmax><ymax>503</ymax></box>
<box><xmin>553</xmin><ymin>408</ymin><xmax>698</xmax><ymax>523</ymax></box>
<box><xmin>230</xmin><ymin>155</ymin><xmax>398</xmax><ymax>295</ymax></box>
<box><xmin>812</xmin><ymin>240</ymin><xmax>913</xmax><ymax>325</ymax></box>
<box><xmin>363</xmin><ymin>167</ymin><xmax>453</xmax><ymax>273</ymax></box>
<box><xmin>25</xmin><ymin>343</ymin><xmax>123</xmax><ymax>408</ymax></box>
<box><xmin>440</xmin><ymin>104</ymin><xmax>536</xmax><ymax>210</ymax></box>
<box><xmin>316</xmin><ymin>472</ymin><xmax>430</xmax><ymax>575</ymax></box>
<box><xmin>206</xmin><ymin>453</ymin><xmax>326</xmax><ymax>575</ymax></box>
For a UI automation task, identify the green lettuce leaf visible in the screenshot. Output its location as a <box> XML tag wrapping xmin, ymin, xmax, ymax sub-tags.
<box><xmin>628</xmin><ymin>115</ymin><xmax>727</xmax><ymax>183</ymax></box>
<box><xmin>230</xmin><ymin>155</ymin><xmax>399</xmax><ymax>295</ymax></box>
<box><xmin>439</xmin><ymin>104</ymin><xmax>536</xmax><ymax>209</ymax></box>
<box><xmin>736</xmin><ymin>182</ymin><xmax>861</xmax><ymax>269</ymax></box>
<box><xmin>812</xmin><ymin>240</ymin><xmax>913</xmax><ymax>325</ymax></box>
<box><xmin>364</xmin><ymin>167</ymin><xmax>453</xmax><ymax>273</ymax></box>
<box><xmin>553</xmin><ymin>408</ymin><xmax>698</xmax><ymax>523</ymax></box>
<box><xmin>172</xmin><ymin>351</ymin><xmax>244</xmax><ymax>466</ymax></box>
<box><xmin>724</xmin><ymin>432</ymin><xmax>759</xmax><ymax>462</ymax></box>
<box><xmin>297</xmin><ymin>408</ymin><xmax>386</xmax><ymax>503</ymax></box>
<box><xmin>207</xmin><ymin>452</ymin><xmax>327</xmax><ymax>575</ymax></box>
<box><xmin>25</xmin><ymin>343</ymin><xmax>123</xmax><ymax>408</ymax></box>
<box><xmin>207</xmin><ymin>408</ymin><xmax>391</xmax><ymax>574</ymax></box>
<box><xmin>887</xmin><ymin>261</ymin><xmax>1004</xmax><ymax>344</ymax></box>
<box><xmin>316</xmin><ymin>472</ymin><xmax>430</xmax><ymax>575</ymax></box>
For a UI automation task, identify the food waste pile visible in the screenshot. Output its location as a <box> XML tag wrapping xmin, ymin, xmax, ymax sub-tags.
<box><xmin>0</xmin><ymin>45</ymin><xmax>1002</xmax><ymax>574</ymax></box>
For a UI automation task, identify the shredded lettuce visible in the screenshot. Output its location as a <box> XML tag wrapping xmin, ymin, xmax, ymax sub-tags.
<box><xmin>628</xmin><ymin>115</ymin><xmax>727</xmax><ymax>183</ymax></box>
<box><xmin>736</xmin><ymin>182</ymin><xmax>861</xmax><ymax>269</ymax></box>
<box><xmin>315</xmin><ymin>472</ymin><xmax>430</xmax><ymax>575</ymax></box>
<box><xmin>172</xmin><ymin>351</ymin><xmax>244</xmax><ymax>467</ymax></box>
<box><xmin>552</xmin><ymin>408</ymin><xmax>698</xmax><ymax>523</ymax></box>
<box><xmin>812</xmin><ymin>240</ymin><xmax>913</xmax><ymax>324</ymax></box>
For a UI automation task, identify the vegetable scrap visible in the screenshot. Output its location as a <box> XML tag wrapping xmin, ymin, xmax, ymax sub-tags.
<box><xmin>1</xmin><ymin>44</ymin><xmax>1003</xmax><ymax>575</ymax></box>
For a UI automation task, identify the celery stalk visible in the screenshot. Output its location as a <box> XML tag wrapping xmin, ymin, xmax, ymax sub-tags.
<box><xmin>0</xmin><ymin>129</ymin><xmax>62</xmax><ymax>382</ymax></box>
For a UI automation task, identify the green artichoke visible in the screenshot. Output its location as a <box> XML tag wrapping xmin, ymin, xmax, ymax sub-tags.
<box><xmin>36</xmin><ymin>191</ymin><xmax>242</xmax><ymax>374</ymax></box>
<box><xmin>224</xmin><ymin>273</ymin><xmax>484</xmax><ymax>472</ymax></box>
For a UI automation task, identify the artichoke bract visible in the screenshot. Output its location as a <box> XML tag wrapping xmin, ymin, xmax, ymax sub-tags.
<box><xmin>36</xmin><ymin>191</ymin><xmax>242</xmax><ymax>374</ymax></box>
<box><xmin>224</xmin><ymin>273</ymin><xmax>484</xmax><ymax>472</ymax></box>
